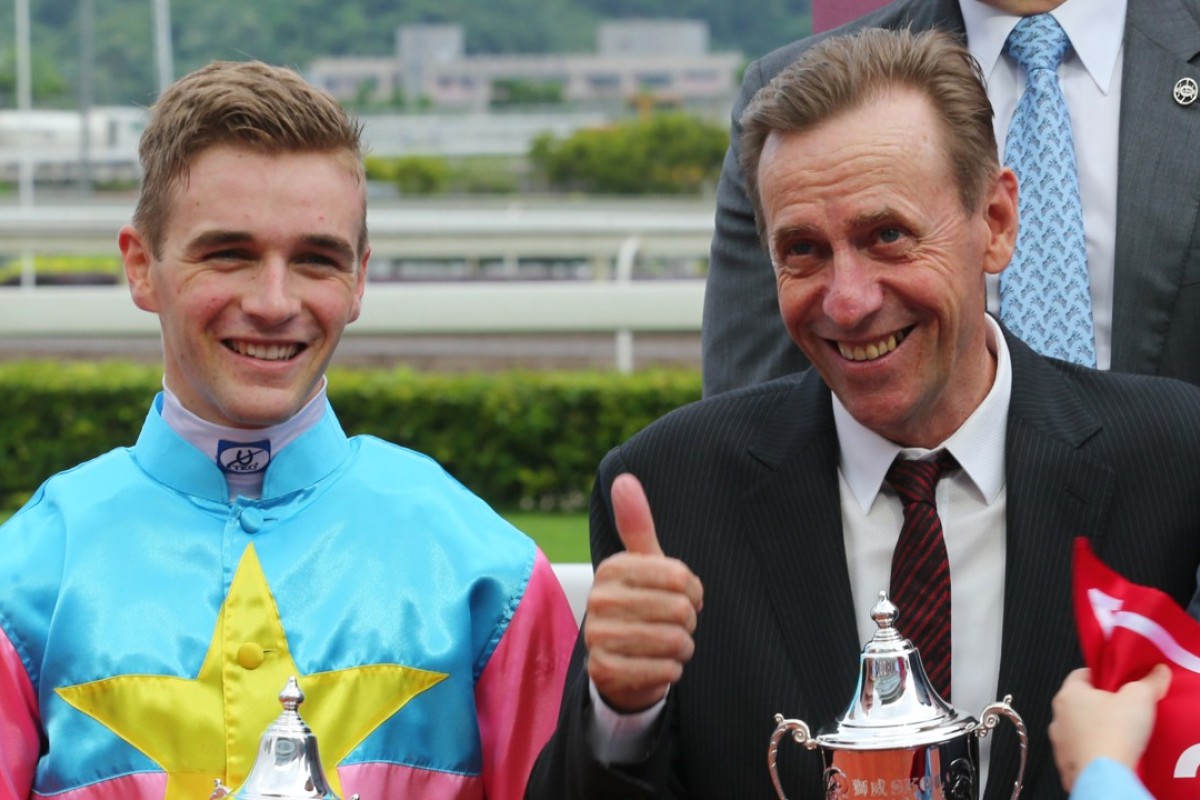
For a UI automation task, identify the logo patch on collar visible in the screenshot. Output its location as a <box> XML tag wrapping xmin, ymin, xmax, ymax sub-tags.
<box><xmin>217</xmin><ymin>439</ymin><xmax>271</xmax><ymax>474</ymax></box>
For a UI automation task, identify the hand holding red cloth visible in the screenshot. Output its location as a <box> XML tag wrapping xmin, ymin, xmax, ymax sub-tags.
<box><xmin>1073</xmin><ymin>538</ymin><xmax>1200</xmax><ymax>799</ymax></box>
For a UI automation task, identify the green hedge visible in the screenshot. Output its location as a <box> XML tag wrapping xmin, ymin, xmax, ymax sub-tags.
<box><xmin>0</xmin><ymin>361</ymin><xmax>701</xmax><ymax>513</ymax></box>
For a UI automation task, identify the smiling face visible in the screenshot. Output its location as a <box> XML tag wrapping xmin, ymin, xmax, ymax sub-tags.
<box><xmin>759</xmin><ymin>88</ymin><xmax>1018</xmax><ymax>447</ymax></box>
<box><xmin>120</xmin><ymin>145</ymin><xmax>369</xmax><ymax>429</ymax></box>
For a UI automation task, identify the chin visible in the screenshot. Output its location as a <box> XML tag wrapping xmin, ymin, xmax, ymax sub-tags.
<box><xmin>841</xmin><ymin>399</ymin><xmax>908</xmax><ymax>436</ymax></box>
<box><xmin>222</xmin><ymin>404</ymin><xmax>300</xmax><ymax>430</ymax></box>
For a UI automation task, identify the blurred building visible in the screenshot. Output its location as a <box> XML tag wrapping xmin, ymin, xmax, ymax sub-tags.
<box><xmin>309</xmin><ymin>19</ymin><xmax>742</xmax><ymax>114</ymax></box>
<box><xmin>360</xmin><ymin>111</ymin><xmax>610</xmax><ymax>158</ymax></box>
<box><xmin>0</xmin><ymin>107</ymin><xmax>145</xmax><ymax>183</ymax></box>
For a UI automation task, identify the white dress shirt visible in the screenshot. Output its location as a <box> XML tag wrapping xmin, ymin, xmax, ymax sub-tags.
<box><xmin>961</xmin><ymin>0</ymin><xmax>1125</xmax><ymax>370</ymax></box>
<box><xmin>837</xmin><ymin>314</ymin><xmax>1011</xmax><ymax>785</ymax></box>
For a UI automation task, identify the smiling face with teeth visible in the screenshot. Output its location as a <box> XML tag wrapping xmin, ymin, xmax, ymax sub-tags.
<box><xmin>758</xmin><ymin>88</ymin><xmax>1018</xmax><ymax>448</ymax></box>
<box><xmin>119</xmin><ymin>144</ymin><xmax>369</xmax><ymax>428</ymax></box>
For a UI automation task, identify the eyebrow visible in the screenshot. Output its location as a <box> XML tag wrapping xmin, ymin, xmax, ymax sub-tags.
<box><xmin>185</xmin><ymin>230</ymin><xmax>253</xmax><ymax>252</ymax></box>
<box><xmin>851</xmin><ymin>208</ymin><xmax>901</xmax><ymax>230</ymax></box>
<box><xmin>770</xmin><ymin>223</ymin><xmax>821</xmax><ymax>245</ymax></box>
<box><xmin>770</xmin><ymin>204</ymin><xmax>909</xmax><ymax>242</ymax></box>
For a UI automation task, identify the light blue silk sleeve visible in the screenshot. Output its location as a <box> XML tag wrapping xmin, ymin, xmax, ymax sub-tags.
<box><xmin>1070</xmin><ymin>758</ymin><xmax>1153</xmax><ymax>800</ymax></box>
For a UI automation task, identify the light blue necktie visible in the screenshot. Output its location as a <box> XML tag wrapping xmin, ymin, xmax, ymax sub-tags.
<box><xmin>1000</xmin><ymin>14</ymin><xmax>1096</xmax><ymax>367</ymax></box>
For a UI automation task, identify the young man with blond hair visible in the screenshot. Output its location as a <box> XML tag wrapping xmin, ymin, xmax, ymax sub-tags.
<box><xmin>0</xmin><ymin>60</ymin><xmax>576</xmax><ymax>800</ymax></box>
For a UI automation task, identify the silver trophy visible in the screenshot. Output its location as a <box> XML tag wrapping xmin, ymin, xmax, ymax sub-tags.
<box><xmin>768</xmin><ymin>593</ymin><xmax>1027</xmax><ymax>800</ymax></box>
<box><xmin>211</xmin><ymin>676</ymin><xmax>360</xmax><ymax>800</ymax></box>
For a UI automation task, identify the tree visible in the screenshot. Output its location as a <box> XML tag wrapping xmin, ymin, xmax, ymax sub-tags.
<box><xmin>490</xmin><ymin>78</ymin><xmax>565</xmax><ymax>109</ymax></box>
<box><xmin>14</xmin><ymin>0</ymin><xmax>807</xmax><ymax>107</ymax></box>
<box><xmin>530</xmin><ymin>112</ymin><xmax>728</xmax><ymax>195</ymax></box>
<box><xmin>392</xmin><ymin>155</ymin><xmax>451</xmax><ymax>195</ymax></box>
<box><xmin>0</xmin><ymin>49</ymin><xmax>73</xmax><ymax>107</ymax></box>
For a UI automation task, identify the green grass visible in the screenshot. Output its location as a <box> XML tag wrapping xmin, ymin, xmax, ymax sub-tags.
<box><xmin>502</xmin><ymin>512</ymin><xmax>590</xmax><ymax>563</ymax></box>
<box><xmin>0</xmin><ymin>508</ymin><xmax>590</xmax><ymax>562</ymax></box>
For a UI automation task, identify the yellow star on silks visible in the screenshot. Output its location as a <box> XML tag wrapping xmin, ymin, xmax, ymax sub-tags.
<box><xmin>56</xmin><ymin>544</ymin><xmax>447</xmax><ymax>800</ymax></box>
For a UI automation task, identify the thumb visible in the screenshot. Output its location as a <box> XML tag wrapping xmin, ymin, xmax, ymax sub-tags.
<box><xmin>610</xmin><ymin>473</ymin><xmax>663</xmax><ymax>556</ymax></box>
<box><xmin>1142</xmin><ymin>663</ymin><xmax>1173</xmax><ymax>702</ymax></box>
<box><xmin>1065</xmin><ymin>667</ymin><xmax>1092</xmax><ymax>686</ymax></box>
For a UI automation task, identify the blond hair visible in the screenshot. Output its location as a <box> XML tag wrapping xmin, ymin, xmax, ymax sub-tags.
<box><xmin>132</xmin><ymin>60</ymin><xmax>366</xmax><ymax>257</ymax></box>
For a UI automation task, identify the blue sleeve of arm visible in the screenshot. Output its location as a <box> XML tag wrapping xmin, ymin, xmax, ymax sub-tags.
<box><xmin>1069</xmin><ymin>758</ymin><xmax>1153</xmax><ymax>800</ymax></box>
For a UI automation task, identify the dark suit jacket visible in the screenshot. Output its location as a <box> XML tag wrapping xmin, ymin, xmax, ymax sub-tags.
<box><xmin>526</xmin><ymin>331</ymin><xmax>1200</xmax><ymax>800</ymax></box>
<box><xmin>701</xmin><ymin>0</ymin><xmax>1200</xmax><ymax>396</ymax></box>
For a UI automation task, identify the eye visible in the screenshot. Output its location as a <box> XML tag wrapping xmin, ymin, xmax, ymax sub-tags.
<box><xmin>877</xmin><ymin>227</ymin><xmax>905</xmax><ymax>244</ymax></box>
<box><xmin>867</xmin><ymin>226</ymin><xmax>916</xmax><ymax>256</ymax></box>
<box><xmin>773</xmin><ymin>236</ymin><xmax>828</xmax><ymax>278</ymax></box>
<box><xmin>206</xmin><ymin>248</ymin><xmax>253</xmax><ymax>262</ymax></box>
<box><xmin>297</xmin><ymin>252</ymin><xmax>353</xmax><ymax>273</ymax></box>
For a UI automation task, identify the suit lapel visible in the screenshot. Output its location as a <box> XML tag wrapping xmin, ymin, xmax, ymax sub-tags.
<box><xmin>985</xmin><ymin>334</ymin><xmax>1116</xmax><ymax>799</ymax></box>
<box><xmin>740</xmin><ymin>373</ymin><xmax>863</xmax><ymax>729</ymax></box>
<box><xmin>1111</xmin><ymin>0</ymin><xmax>1200</xmax><ymax>374</ymax></box>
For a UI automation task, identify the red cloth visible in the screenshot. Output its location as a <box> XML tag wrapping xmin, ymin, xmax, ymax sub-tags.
<box><xmin>1073</xmin><ymin>538</ymin><xmax>1200</xmax><ymax>799</ymax></box>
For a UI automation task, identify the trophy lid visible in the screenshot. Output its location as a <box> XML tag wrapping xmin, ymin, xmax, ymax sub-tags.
<box><xmin>215</xmin><ymin>676</ymin><xmax>348</xmax><ymax>800</ymax></box>
<box><xmin>816</xmin><ymin>593</ymin><xmax>978</xmax><ymax>750</ymax></box>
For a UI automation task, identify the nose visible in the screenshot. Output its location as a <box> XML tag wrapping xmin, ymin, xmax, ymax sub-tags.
<box><xmin>822</xmin><ymin>248</ymin><xmax>883</xmax><ymax>329</ymax></box>
<box><xmin>241</xmin><ymin>257</ymin><xmax>300</xmax><ymax>324</ymax></box>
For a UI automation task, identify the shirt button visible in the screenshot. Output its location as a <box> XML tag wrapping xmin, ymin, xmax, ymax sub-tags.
<box><xmin>237</xmin><ymin>642</ymin><xmax>265</xmax><ymax>670</ymax></box>
<box><xmin>239</xmin><ymin>507</ymin><xmax>264</xmax><ymax>533</ymax></box>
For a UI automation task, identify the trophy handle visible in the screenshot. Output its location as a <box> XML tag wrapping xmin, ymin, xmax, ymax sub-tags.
<box><xmin>976</xmin><ymin>695</ymin><xmax>1028</xmax><ymax>800</ymax></box>
<box><xmin>768</xmin><ymin>713</ymin><xmax>819</xmax><ymax>800</ymax></box>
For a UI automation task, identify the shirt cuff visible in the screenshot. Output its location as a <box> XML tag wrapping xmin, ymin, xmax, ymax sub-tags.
<box><xmin>586</xmin><ymin>678</ymin><xmax>667</xmax><ymax>765</ymax></box>
<box><xmin>1069</xmin><ymin>757</ymin><xmax>1152</xmax><ymax>800</ymax></box>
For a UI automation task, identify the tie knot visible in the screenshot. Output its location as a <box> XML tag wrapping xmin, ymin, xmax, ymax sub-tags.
<box><xmin>887</xmin><ymin>451</ymin><xmax>958</xmax><ymax>507</ymax></box>
<box><xmin>1005</xmin><ymin>13</ymin><xmax>1071</xmax><ymax>73</ymax></box>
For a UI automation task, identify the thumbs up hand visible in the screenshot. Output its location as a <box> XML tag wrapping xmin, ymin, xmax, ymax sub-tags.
<box><xmin>584</xmin><ymin>473</ymin><xmax>704</xmax><ymax>713</ymax></box>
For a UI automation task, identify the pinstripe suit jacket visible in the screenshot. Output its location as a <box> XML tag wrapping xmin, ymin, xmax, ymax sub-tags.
<box><xmin>702</xmin><ymin>0</ymin><xmax>1200</xmax><ymax>396</ymax></box>
<box><xmin>526</xmin><ymin>330</ymin><xmax>1200</xmax><ymax>800</ymax></box>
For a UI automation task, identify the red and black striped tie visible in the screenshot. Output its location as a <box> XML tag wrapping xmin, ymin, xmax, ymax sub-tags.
<box><xmin>887</xmin><ymin>451</ymin><xmax>958</xmax><ymax>701</ymax></box>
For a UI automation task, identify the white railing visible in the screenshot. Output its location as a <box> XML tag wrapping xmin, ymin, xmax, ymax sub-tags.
<box><xmin>0</xmin><ymin>200</ymin><xmax>715</xmax><ymax>260</ymax></box>
<box><xmin>0</xmin><ymin>281</ymin><xmax>705</xmax><ymax>335</ymax></box>
<box><xmin>551</xmin><ymin>562</ymin><xmax>593</xmax><ymax>626</ymax></box>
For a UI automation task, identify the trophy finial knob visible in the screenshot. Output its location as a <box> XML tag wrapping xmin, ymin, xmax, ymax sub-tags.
<box><xmin>280</xmin><ymin>675</ymin><xmax>304</xmax><ymax>712</ymax></box>
<box><xmin>213</xmin><ymin>677</ymin><xmax>352</xmax><ymax>799</ymax></box>
<box><xmin>871</xmin><ymin>592</ymin><xmax>899</xmax><ymax>630</ymax></box>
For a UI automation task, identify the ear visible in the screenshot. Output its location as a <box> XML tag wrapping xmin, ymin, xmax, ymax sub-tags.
<box><xmin>348</xmin><ymin>245</ymin><xmax>370</xmax><ymax>323</ymax></box>
<box><xmin>119</xmin><ymin>224</ymin><xmax>159</xmax><ymax>313</ymax></box>
<box><xmin>981</xmin><ymin>167</ymin><xmax>1019</xmax><ymax>277</ymax></box>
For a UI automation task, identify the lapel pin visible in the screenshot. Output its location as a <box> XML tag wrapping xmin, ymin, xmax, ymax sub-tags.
<box><xmin>1174</xmin><ymin>77</ymin><xmax>1198</xmax><ymax>106</ymax></box>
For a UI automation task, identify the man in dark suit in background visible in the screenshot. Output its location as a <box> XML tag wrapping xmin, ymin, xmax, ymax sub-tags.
<box><xmin>703</xmin><ymin>0</ymin><xmax>1200</xmax><ymax>396</ymax></box>
<box><xmin>526</xmin><ymin>28</ymin><xmax>1200</xmax><ymax>800</ymax></box>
